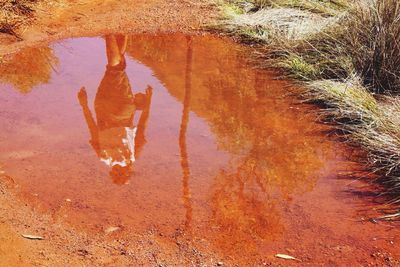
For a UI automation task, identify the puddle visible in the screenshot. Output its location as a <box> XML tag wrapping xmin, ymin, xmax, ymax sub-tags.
<box><xmin>1</xmin><ymin>33</ymin><xmax>399</xmax><ymax>264</ymax></box>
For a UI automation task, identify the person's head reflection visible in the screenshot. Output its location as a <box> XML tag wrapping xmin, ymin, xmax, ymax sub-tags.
<box><xmin>78</xmin><ymin>34</ymin><xmax>152</xmax><ymax>185</ymax></box>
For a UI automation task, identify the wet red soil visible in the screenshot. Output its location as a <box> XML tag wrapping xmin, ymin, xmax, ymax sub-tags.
<box><xmin>1</xmin><ymin>33</ymin><xmax>400</xmax><ymax>266</ymax></box>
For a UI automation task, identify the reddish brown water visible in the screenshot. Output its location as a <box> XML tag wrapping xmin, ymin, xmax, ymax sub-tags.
<box><xmin>1</xmin><ymin>33</ymin><xmax>400</xmax><ymax>265</ymax></box>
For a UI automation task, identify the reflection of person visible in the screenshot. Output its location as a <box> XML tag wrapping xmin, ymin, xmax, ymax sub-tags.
<box><xmin>78</xmin><ymin>34</ymin><xmax>152</xmax><ymax>185</ymax></box>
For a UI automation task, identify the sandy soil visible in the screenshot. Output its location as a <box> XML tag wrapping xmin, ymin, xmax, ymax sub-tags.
<box><xmin>0</xmin><ymin>173</ymin><xmax>226</xmax><ymax>266</ymax></box>
<box><xmin>0</xmin><ymin>0</ymin><xmax>217</xmax><ymax>55</ymax></box>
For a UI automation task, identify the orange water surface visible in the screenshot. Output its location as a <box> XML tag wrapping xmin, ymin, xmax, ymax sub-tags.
<box><xmin>0</xmin><ymin>33</ymin><xmax>399</xmax><ymax>265</ymax></box>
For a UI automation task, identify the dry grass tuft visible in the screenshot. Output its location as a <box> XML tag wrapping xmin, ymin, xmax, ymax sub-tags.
<box><xmin>273</xmin><ymin>0</ymin><xmax>400</xmax><ymax>94</ymax></box>
<box><xmin>270</xmin><ymin>0</ymin><xmax>400</xmax><ymax>206</ymax></box>
<box><xmin>343</xmin><ymin>0</ymin><xmax>400</xmax><ymax>93</ymax></box>
<box><xmin>0</xmin><ymin>46</ymin><xmax>59</xmax><ymax>93</ymax></box>
<box><xmin>213</xmin><ymin>0</ymin><xmax>400</xmax><ymax>215</ymax></box>
<box><xmin>0</xmin><ymin>0</ymin><xmax>38</xmax><ymax>36</ymax></box>
<box><xmin>306</xmin><ymin>79</ymin><xmax>400</xmax><ymax>200</ymax></box>
<box><xmin>251</xmin><ymin>0</ymin><xmax>348</xmax><ymax>16</ymax></box>
<box><xmin>231</xmin><ymin>8</ymin><xmax>338</xmax><ymax>40</ymax></box>
<box><xmin>220</xmin><ymin>0</ymin><xmax>400</xmax><ymax>94</ymax></box>
<box><xmin>214</xmin><ymin>0</ymin><xmax>346</xmax><ymax>44</ymax></box>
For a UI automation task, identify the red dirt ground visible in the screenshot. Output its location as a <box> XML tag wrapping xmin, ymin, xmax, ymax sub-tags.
<box><xmin>1</xmin><ymin>1</ymin><xmax>400</xmax><ymax>267</ymax></box>
<box><xmin>0</xmin><ymin>0</ymin><xmax>217</xmax><ymax>55</ymax></box>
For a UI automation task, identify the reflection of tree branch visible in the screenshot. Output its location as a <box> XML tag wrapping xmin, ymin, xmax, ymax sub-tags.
<box><xmin>211</xmin><ymin>163</ymin><xmax>285</xmax><ymax>249</ymax></box>
<box><xmin>0</xmin><ymin>47</ymin><xmax>59</xmax><ymax>94</ymax></box>
<box><xmin>180</xmin><ymin>36</ymin><xmax>193</xmax><ymax>232</ymax></box>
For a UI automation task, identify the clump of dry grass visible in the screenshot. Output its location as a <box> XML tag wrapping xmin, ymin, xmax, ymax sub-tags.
<box><xmin>306</xmin><ymin>79</ymin><xmax>400</xmax><ymax>203</ymax></box>
<box><xmin>344</xmin><ymin>0</ymin><xmax>400</xmax><ymax>93</ymax></box>
<box><xmin>234</xmin><ymin>8</ymin><xmax>338</xmax><ymax>40</ymax></box>
<box><xmin>0</xmin><ymin>0</ymin><xmax>38</xmax><ymax>36</ymax></box>
<box><xmin>220</xmin><ymin>0</ymin><xmax>400</xmax><ymax>95</ymax></box>
<box><xmin>0</xmin><ymin>46</ymin><xmax>59</xmax><ymax>93</ymax></box>
<box><xmin>275</xmin><ymin>0</ymin><xmax>400</xmax><ymax>94</ymax></box>
<box><xmin>250</xmin><ymin>0</ymin><xmax>348</xmax><ymax>16</ymax></box>
<box><xmin>265</xmin><ymin>0</ymin><xmax>400</xmax><ymax>204</ymax></box>
<box><xmin>214</xmin><ymin>0</ymin><xmax>346</xmax><ymax>45</ymax></box>
<box><xmin>271</xmin><ymin>0</ymin><xmax>400</xmax><ymax>211</ymax></box>
<box><xmin>224</xmin><ymin>0</ymin><xmax>348</xmax><ymax>16</ymax></box>
<box><xmin>270</xmin><ymin>29</ymin><xmax>354</xmax><ymax>80</ymax></box>
<box><xmin>214</xmin><ymin>0</ymin><xmax>400</xmax><ymax>215</ymax></box>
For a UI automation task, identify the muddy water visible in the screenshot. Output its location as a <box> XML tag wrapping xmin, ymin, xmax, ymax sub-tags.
<box><xmin>0</xmin><ymin>33</ymin><xmax>399</xmax><ymax>265</ymax></box>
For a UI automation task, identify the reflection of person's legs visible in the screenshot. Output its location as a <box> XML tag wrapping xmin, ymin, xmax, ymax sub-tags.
<box><xmin>115</xmin><ymin>34</ymin><xmax>128</xmax><ymax>55</ymax></box>
<box><xmin>105</xmin><ymin>34</ymin><xmax>128</xmax><ymax>67</ymax></box>
<box><xmin>106</xmin><ymin>35</ymin><xmax>123</xmax><ymax>67</ymax></box>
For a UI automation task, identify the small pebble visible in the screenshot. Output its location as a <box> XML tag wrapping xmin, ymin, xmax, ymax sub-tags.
<box><xmin>105</xmin><ymin>226</ymin><xmax>120</xmax><ymax>234</ymax></box>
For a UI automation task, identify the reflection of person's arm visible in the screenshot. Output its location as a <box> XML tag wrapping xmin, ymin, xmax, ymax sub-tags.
<box><xmin>135</xmin><ymin>86</ymin><xmax>153</xmax><ymax>157</ymax></box>
<box><xmin>78</xmin><ymin>87</ymin><xmax>100</xmax><ymax>154</ymax></box>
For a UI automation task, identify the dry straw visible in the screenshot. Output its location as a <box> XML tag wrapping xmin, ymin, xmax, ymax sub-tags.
<box><xmin>0</xmin><ymin>0</ymin><xmax>37</xmax><ymax>36</ymax></box>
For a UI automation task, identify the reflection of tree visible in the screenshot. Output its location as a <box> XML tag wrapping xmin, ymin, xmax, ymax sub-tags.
<box><xmin>0</xmin><ymin>47</ymin><xmax>58</xmax><ymax>93</ymax></box>
<box><xmin>179</xmin><ymin>36</ymin><xmax>193</xmax><ymax>232</ymax></box>
<box><xmin>127</xmin><ymin>34</ymin><xmax>335</xmax><ymax>254</ymax></box>
<box><xmin>127</xmin><ymin>34</ymin><xmax>330</xmax><ymax>195</ymax></box>
<box><xmin>211</xmin><ymin>167</ymin><xmax>284</xmax><ymax>251</ymax></box>
<box><xmin>204</xmin><ymin>88</ymin><xmax>327</xmax><ymax>197</ymax></box>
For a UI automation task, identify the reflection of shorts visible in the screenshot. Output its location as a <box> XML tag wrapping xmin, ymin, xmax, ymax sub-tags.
<box><xmin>95</xmin><ymin>61</ymin><xmax>135</xmax><ymax>130</ymax></box>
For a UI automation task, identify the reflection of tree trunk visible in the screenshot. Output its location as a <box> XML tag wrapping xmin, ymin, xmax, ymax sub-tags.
<box><xmin>180</xmin><ymin>36</ymin><xmax>193</xmax><ymax>232</ymax></box>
